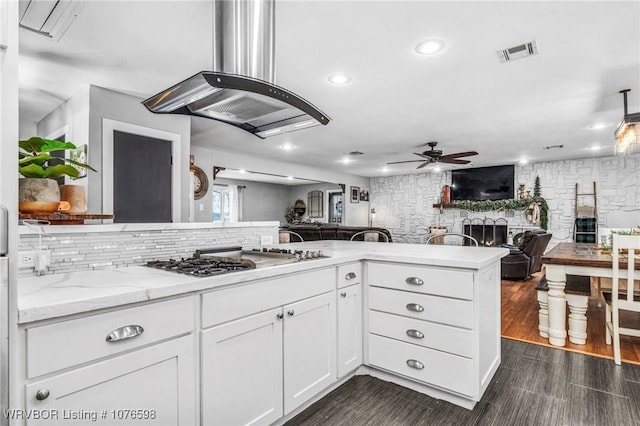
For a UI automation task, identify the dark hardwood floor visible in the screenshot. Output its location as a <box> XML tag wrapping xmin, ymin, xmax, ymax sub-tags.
<box><xmin>286</xmin><ymin>339</ymin><xmax>640</xmax><ymax>426</ymax></box>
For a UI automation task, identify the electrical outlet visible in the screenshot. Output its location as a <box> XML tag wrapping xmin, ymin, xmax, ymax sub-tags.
<box><xmin>18</xmin><ymin>250</ymin><xmax>37</xmax><ymax>269</ymax></box>
<box><xmin>260</xmin><ymin>235</ymin><xmax>274</xmax><ymax>246</ymax></box>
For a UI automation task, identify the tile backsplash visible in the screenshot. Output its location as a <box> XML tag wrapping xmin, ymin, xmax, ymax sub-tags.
<box><xmin>19</xmin><ymin>224</ymin><xmax>279</xmax><ymax>276</ymax></box>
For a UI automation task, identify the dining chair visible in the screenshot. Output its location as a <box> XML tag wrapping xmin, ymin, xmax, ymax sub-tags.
<box><xmin>602</xmin><ymin>234</ymin><xmax>640</xmax><ymax>365</ymax></box>
<box><xmin>279</xmin><ymin>230</ymin><xmax>304</xmax><ymax>243</ymax></box>
<box><xmin>426</xmin><ymin>233</ymin><xmax>478</xmax><ymax>247</ymax></box>
<box><xmin>349</xmin><ymin>230</ymin><xmax>390</xmax><ymax>243</ymax></box>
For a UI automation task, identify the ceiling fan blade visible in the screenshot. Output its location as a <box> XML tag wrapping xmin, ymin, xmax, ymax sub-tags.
<box><xmin>439</xmin><ymin>158</ymin><xmax>471</xmax><ymax>165</ymax></box>
<box><xmin>413</xmin><ymin>152</ymin><xmax>433</xmax><ymax>159</ymax></box>
<box><xmin>439</xmin><ymin>151</ymin><xmax>479</xmax><ymax>160</ymax></box>
<box><xmin>386</xmin><ymin>160</ymin><xmax>426</xmax><ymax>165</ymax></box>
<box><xmin>416</xmin><ymin>161</ymin><xmax>430</xmax><ymax>169</ymax></box>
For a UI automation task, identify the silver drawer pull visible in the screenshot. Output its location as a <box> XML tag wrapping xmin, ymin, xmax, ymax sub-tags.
<box><xmin>406</xmin><ymin>329</ymin><xmax>424</xmax><ymax>339</ymax></box>
<box><xmin>287</xmin><ymin>310</ymin><xmax>295</xmax><ymax>317</ymax></box>
<box><xmin>106</xmin><ymin>325</ymin><xmax>144</xmax><ymax>342</ymax></box>
<box><xmin>340</xmin><ymin>292</ymin><xmax>347</xmax><ymax>298</ymax></box>
<box><xmin>406</xmin><ymin>303</ymin><xmax>424</xmax><ymax>312</ymax></box>
<box><xmin>406</xmin><ymin>359</ymin><xmax>424</xmax><ymax>370</ymax></box>
<box><xmin>405</xmin><ymin>277</ymin><xmax>424</xmax><ymax>286</ymax></box>
<box><xmin>345</xmin><ymin>272</ymin><xmax>357</xmax><ymax>280</ymax></box>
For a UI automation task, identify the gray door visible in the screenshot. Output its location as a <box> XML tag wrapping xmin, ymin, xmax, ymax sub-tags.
<box><xmin>113</xmin><ymin>131</ymin><xmax>172</xmax><ymax>223</ymax></box>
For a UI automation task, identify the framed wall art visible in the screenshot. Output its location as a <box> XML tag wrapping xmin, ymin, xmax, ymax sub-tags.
<box><xmin>350</xmin><ymin>186</ymin><xmax>360</xmax><ymax>203</ymax></box>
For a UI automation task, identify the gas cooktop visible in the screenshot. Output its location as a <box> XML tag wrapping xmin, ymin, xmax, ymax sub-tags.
<box><xmin>146</xmin><ymin>246</ymin><xmax>328</xmax><ymax>277</ymax></box>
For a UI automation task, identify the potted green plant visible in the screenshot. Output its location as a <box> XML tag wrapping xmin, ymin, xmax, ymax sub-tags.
<box><xmin>18</xmin><ymin>136</ymin><xmax>96</xmax><ymax>214</ymax></box>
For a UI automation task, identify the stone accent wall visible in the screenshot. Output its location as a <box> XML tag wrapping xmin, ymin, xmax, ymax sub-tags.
<box><xmin>19</xmin><ymin>225</ymin><xmax>279</xmax><ymax>276</ymax></box>
<box><xmin>370</xmin><ymin>154</ymin><xmax>640</xmax><ymax>246</ymax></box>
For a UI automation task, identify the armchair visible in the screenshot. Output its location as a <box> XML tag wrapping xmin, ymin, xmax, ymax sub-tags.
<box><xmin>500</xmin><ymin>231</ymin><xmax>552</xmax><ymax>280</ymax></box>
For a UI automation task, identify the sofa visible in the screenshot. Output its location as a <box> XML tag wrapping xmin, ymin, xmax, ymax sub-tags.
<box><xmin>500</xmin><ymin>230</ymin><xmax>552</xmax><ymax>280</ymax></box>
<box><xmin>280</xmin><ymin>224</ymin><xmax>393</xmax><ymax>242</ymax></box>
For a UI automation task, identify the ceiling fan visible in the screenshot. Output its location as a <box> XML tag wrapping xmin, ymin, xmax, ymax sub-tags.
<box><xmin>387</xmin><ymin>142</ymin><xmax>479</xmax><ymax>169</ymax></box>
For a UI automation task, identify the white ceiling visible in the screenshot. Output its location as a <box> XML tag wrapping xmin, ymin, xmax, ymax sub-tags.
<box><xmin>18</xmin><ymin>0</ymin><xmax>640</xmax><ymax>178</ymax></box>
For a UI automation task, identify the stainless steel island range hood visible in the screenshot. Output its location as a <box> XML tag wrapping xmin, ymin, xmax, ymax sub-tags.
<box><xmin>143</xmin><ymin>0</ymin><xmax>329</xmax><ymax>138</ymax></box>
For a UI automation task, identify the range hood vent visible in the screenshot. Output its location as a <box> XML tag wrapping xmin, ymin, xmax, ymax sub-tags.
<box><xmin>143</xmin><ymin>0</ymin><xmax>329</xmax><ymax>139</ymax></box>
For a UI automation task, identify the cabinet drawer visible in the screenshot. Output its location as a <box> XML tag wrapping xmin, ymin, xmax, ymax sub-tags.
<box><xmin>202</xmin><ymin>268</ymin><xmax>335</xmax><ymax>328</ymax></box>
<box><xmin>337</xmin><ymin>262</ymin><xmax>361</xmax><ymax>288</ymax></box>
<box><xmin>26</xmin><ymin>297</ymin><xmax>196</xmax><ymax>378</ymax></box>
<box><xmin>369</xmin><ymin>286</ymin><xmax>472</xmax><ymax>329</ymax></box>
<box><xmin>369</xmin><ymin>334</ymin><xmax>474</xmax><ymax>396</ymax></box>
<box><xmin>369</xmin><ymin>310</ymin><xmax>472</xmax><ymax>358</ymax></box>
<box><xmin>368</xmin><ymin>262</ymin><xmax>473</xmax><ymax>300</ymax></box>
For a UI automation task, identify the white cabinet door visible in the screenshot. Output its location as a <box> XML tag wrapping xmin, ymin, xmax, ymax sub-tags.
<box><xmin>201</xmin><ymin>308</ymin><xmax>283</xmax><ymax>426</ymax></box>
<box><xmin>283</xmin><ymin>292</ymin><xmax>336</xmax><ymax>415</ymax></box>
<box><xmin>337</xmin><ymin>283</ymin><xmax>362</xmax><ymax>378</ymax></box>
<box><xmin>24</xmin><ymin>335</ymin><xmax>196</xmax><ymax>426</ymax></box>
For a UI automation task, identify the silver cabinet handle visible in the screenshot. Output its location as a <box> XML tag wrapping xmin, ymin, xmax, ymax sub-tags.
<box><xmin>105</xmin><ymin>325</ymin><xmax>144</xmax><ymax>342</ymax></box>
<box><xmin>35</xmin><ymin>389</ymin><xmax>50</xmax><ymax>401</ymax></box>
<box><xmin>406</xmin><ymin>303</ymin><xmax>424</xmax><ymax>312</ymax></box>
<box><xmin>345</xmin><ymin>272</ymin><xmax>357</xmax><ymax>280</ymax></box>
<box><xmin>406</xmin><ymin>277</ymin><xmax>424</xmax><ymax>286</ymax></box>
<box><xmin>276</xmin><ymin>312</ymin><xmax>284</xmax><ymax>320</ymax></box>
<box><xmin>406</xmin><ymin>359</ymin><xmax>424</xmax><ymax>370</ymax></box>
<box><xmin>406</xmin><ymin>329</ymin><xmax>424</xmax><ymax>339</ymax></box>
<box><xmin>340</xmin><ymin>292</ymin><xmax>347</xmax><ymax>298</ymax></box>
<box><xmin>287</xmin><ymin>310</ymin><xmax>295</xmax><ymax>317</ymax></box>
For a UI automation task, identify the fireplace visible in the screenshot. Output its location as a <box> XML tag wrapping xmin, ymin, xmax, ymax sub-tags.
<box><xmin>462</xmin><ymin>218</ymin><xmax>508</xmax><ymax>247</ymax></box>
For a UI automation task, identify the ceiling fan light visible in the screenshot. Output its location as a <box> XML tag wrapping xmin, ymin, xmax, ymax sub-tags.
<box><xmin>415</xmin><ymin>39</ymin><xmax>445</xmax><ymax>55</ymax></box>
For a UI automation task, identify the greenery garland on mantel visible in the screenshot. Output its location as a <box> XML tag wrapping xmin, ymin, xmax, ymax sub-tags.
<box><xmin>448</xmin><ymin>197</ymin><xmax>549</xmax><ymax>230</ymax></box>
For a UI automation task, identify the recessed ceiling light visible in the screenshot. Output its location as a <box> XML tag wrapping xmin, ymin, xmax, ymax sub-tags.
<box><xmin>588</xmin><ymin>123</ymin><xmax>610</xmax><ymax>130</ymax></box>
<box><xmin>328</xmin><ymin>73</ymin><xmax>351</xmax><ymax>85</ymax></box>
<box><xmin>519</xmin><ymin>159</ymin><xmax>528</xmax><ymax>165</ymax></box>
<box><xmin>588</xmin><ymin>145</ymin><xmax>603</xmax><ymax>151</ymax></box>
<box><xmin>415</xmin><ymin>39</ymin><xmax>445</xmax><ymax>55</ymax></box>
<box><xmin>433</xmin><ymin>166</ymin><xmax>441</xmax><ymax>173</ymax></box>
<box><xmin>287</xmin><ymin>176</ymin><xmax>294</xmax><ymax>180</ymax></box>
<box><xmin>338</xmin><ymin>157</ymin><xmax>353</xmax><ymax>164</ymax></box>
<box><xmin>382</xmin><ymin>166</ymin><xmax>389</xmax><ymax>173</ymax></box>
<box><xmin>239</xmin><ymin>169</ymin><xmax>247</xmax><ymax>173</ymax></box>
<box><xmin>280</xmin><ymin>143</ymin><xmax>295</xmax><ymax>151</ymax></box>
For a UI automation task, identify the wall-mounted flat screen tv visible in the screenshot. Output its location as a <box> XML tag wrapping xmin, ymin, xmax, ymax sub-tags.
<box><xmin>451</xmin><ymin>165</ymin><xmax>515</xmax><ymax>201</ymax></box>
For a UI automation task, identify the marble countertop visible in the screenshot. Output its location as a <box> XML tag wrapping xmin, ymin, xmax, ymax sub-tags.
<box><xmin>18</xmin><ymin>241</ymin><xmax>509</xmax><ymax>324</ymax></box>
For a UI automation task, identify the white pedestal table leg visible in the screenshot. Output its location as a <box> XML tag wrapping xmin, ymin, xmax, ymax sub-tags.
<box><xmin>545</xmin><ymin>265</ymin><xmax>567</xmax><ymax>346</ymax></box>
<box><xmin>566</xmin><ymin>294</ymin><xmax>589</xmax><ymax>345</ymax></box>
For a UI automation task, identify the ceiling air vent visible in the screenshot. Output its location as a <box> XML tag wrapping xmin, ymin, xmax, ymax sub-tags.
<box><xmin>348</xmin><ymin>151</ymin><xmax>364</xmax><ymax>156</ymax></box>
<box><xmin>497</xmin><ymin>40</ymin><xmax>538</xmax><ymax>63</ymax></box>
<box><xmin>543</xmin><ymin>144</ymin><xmax>564</xmax><ymax>150</ymax></box>
<box><xmin>19</xmin><ymin>0</ymin><xmax>85</xmax><ymax>41</ymax></box>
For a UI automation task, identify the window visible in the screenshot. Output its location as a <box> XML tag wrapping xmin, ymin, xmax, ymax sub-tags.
<box><xmin>212</xmin><ymin>184</ymin><xmax>239</xmax><ymax>223</ymax></box>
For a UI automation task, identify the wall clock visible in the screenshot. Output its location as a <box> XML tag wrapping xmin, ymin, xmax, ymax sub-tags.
<box><xmin>192</xmin><ymin>166</ymin><xmax>208</xmax><ymax>200</ymax></box>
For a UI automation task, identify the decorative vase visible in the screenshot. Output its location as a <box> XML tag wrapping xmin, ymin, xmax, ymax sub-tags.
<box><xmin>60</xmin><ymin>185</ymin><xmax>87</xmax><ymax>214</ymax></box>
<box><xmin>18</xmin><ymin>178</ymin><xmax>61</xmax><ymax>214</ymax></box>
<box><xmin>441</xmin><ymin>185</ymin><xmax>451</xmax><ymax>205</ymax></box>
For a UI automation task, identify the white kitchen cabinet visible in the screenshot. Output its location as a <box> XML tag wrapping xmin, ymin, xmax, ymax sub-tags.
<box><xmin>25</xmin><ymin>334</ymin><xmax>196</xmax><ymax>425</ymax></box>
<box><xmin>337</xmin><ymin>283</ymin><xmax>362</xmax><ymax>378</ymax></box>
<box><xmin>201</xmin><ymin>308</ymin><xmax>283</xmax><ymax>426</ymax></box>
<box><xmin>20</xmin><ymin>297</ymin><xmax>197</xmax><ymax>425</ymax></box>
<box><xmin>201</xmin><ymin>268</ymin><xmax>337</xmax><ymax>425</ymax></box>
<box><xmin>366</xmin><ymin>261</ymin><xmax>501</xmax><ymax>409</ymax></box>
<box><xmin>283</xmin><ymin>291</ymin><xmax>336</xmax><ymax>415</ymax></box>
